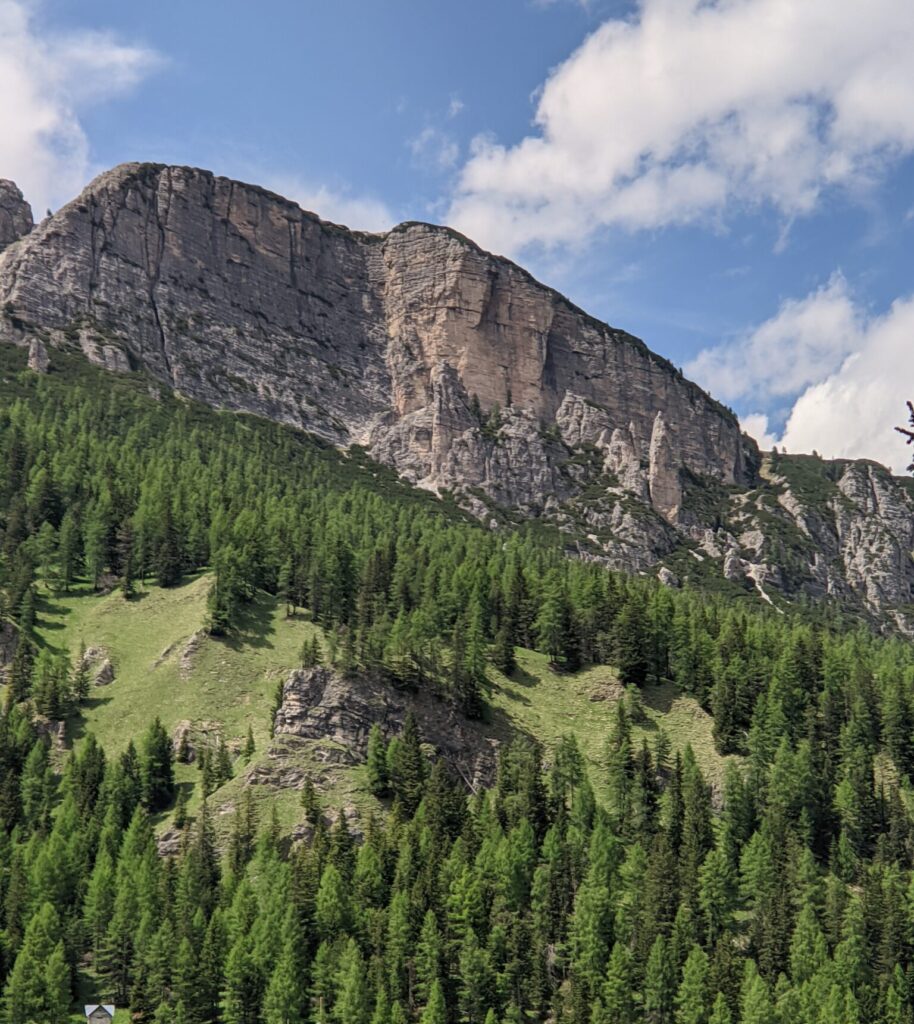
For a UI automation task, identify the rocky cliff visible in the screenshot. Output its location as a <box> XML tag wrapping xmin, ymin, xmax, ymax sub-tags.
<box><xmin>0</xmin><ymin>163</ymin><xmax>911</xmax><ymax>629</ymax></box>
<box><xmin>0</xmin><ymin>180</ymin><xmax>32</xmax><ymax>253</ymax></box>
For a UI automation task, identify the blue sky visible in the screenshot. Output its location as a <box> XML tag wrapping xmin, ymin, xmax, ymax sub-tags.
<box><xmin>3</xmin><ymin>0</ymin><xmax>914</xmax><ymax>469</ymax></box>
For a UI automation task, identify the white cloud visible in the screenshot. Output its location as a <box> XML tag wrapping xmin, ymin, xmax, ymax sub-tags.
<box><xmin>0</xmin><ymin>0</ymin><xmax>160</xmax><ymax>215</ymax></box>
<box><xmin>686</xmin><ymin>274</ymin><xmax>863</xmax><ymax>403</ymax></box>
<box><xmin>714</xmin><ymin>283</ymin><xmax>914</xmax><ymax>472</ymax></box>
<box><xmin>776</xmin><ymin>297</ymin><xmax>914</xmax><ymax>472</ymax></box>
<box><xmin>448</xmin><ymin>0</ymin><xmax>914</xmax><ymax>255</ymax></box>
<box><xmin>410</xmin><ymin>126</ymin><xmax>460</xmax><ymax>172</ymax></box>
<box><xmin>447</xmin><ymin>96</ymin><xmax>464</xmax><ymax>119</ymax></box>
<box><xmin>740</xmin><ymin>413</ymin><xmax>780</xmax><ymax>452</ymax></box>
<box><xmin>267</xmin><ymin>177</ymin><xmax>395</xmax><ymax>233</ymax></box>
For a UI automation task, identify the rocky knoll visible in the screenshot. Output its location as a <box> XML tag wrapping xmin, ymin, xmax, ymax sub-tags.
<box><xmin>0</xmin><ymin>163</ymin><xmax>911</xmax><ymax>628</ymax></box>
<box><xmin>272</xmin><ymin>666</ymin><xmax>499</xmax><ymax>789</ymax></box>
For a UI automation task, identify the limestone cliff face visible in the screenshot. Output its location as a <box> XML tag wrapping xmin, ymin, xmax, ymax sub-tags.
<box><xmin>0</xmin><ymin>163</ymin><xmax>911</xmax><ymax>629</ymax></box>
<box><xmin>0</xmin><ymin>180</ymin><xmax>32</xmax><ymax>253</ymax></box>
<box><xmin>0</xmin><ymin>163</ymin><xmax>751</xmax><ymax>513</ymax></box>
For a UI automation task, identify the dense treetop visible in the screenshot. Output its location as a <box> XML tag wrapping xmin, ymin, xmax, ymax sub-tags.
<box><xmin>2</xmin><ymin>346</ymin><xmax>914</xmax><ymax>1021</ymax></box>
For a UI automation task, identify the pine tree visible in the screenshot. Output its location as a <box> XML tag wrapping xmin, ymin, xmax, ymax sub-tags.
<box><xmin>263</xmin><ymin>942</ymin><xmax>306</xmax><ymax>1024</ymax></box>
<box><xmin>335</xmin><ymin>938</ymin><xmax>370</xmax><ymax>1024</ymax></box>
<box><xmin>388</xmin><ymin>713</ymin><xmax>425</xmax><ymax>815</ymax></box>
<box><xmin>277</xmin><ymin>557</ymin><xmax>294</xmax><ymax>616</ymax></box>
<box><xmin>643</xmin><ymin>934</ymin><xmax>675</xmax><ymax>1024</ymax></box>
<box><xmin>415</xmin><ymin>909</ymin><xmax>443</xmax><ymax>1007</ymax></box>
<box><xmin>367</xmin><ymin>723</ymin><xmax>389</xmax><ymax>797</ymax></box>
<box><xmin>71</xmin><ymin>640</ymin><xmax>91</xmax><ymax>701</ymax></box>
<box><xmin>739</xmin><ymin>961</ymin><xmax>775</xmax><ymax>1024</ymax></box>
<box><xmin>675</xmin><ymin>945</ymin><xmax>709</xmax><ymax>1024</ymax></box>
<box><xmin>602</xmin><ymin>942</ymin><xmax>635</xmax><ymax>1024</ymax></box>
<box><xmin>491</xmin><ymin>619</ymin><xmax>516</xmax><ymax>675</ymax></box>
<box><xmin>155</xmin><ymin>499</ymin><xmax>182</xmax><ymax>587</ymax></box>
<box><xmin>708</xmin><ymin>992</ymin><xmax>733</xmax><ymax>1024</ymax></box>
<box><xmin>223</xmin><ymin>932</ymin><xmax>264</xmax><ymax>1024</ymax></box>
<box><xmin>420</xmin><ymin>980</ymin><xmax>447</xmax><ymax>1024</ymax></box>
<box><xmin>615</xmin><ymin>594</ymin><xmax>650</xmax><ymax>687</ymax></box>
<box><xmin>140</xmin><ymin>717</ymin><xmax>175</xmax><ymax>811</ymax></box>
<box><xmin>215</xmin><ymin>735</ymin><xmax>233</xmax><ymax>788</ymax></box>
<box><xmin>243</xmin><ymin>724</ymin><xmax>255</xmax><ymax>759</ymax></box>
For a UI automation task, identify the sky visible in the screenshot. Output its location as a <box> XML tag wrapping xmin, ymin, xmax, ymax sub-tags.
<box><xmin>3</xmin><ymin>0</ymin><xmax>914</xmax><ymax>471</ymax></box>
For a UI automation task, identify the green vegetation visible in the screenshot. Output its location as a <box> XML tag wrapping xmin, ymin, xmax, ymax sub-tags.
<box><xmin>3</xmin><ymin>344</ymin><xmax>914</xmax><ymax>1023</ymax></box>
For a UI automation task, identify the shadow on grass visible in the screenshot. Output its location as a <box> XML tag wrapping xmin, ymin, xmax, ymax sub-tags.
<box><xmin>221</xmin><ymin>591</ymin><xmax>277</xmax><ymax>651</ymax></box>
<box><xmin>65</xmin><ymin>694</ymin><xmax>114</xmax><ymax>744</ymax></box>
<box><xmin>150</xmin><ymin>779</ymin><xmax>196</xmax><ymax>828</ymax></box>
<box><xmin>494</xmin><ymin>683</ymin><xmax>533</xmax><ymax>707</ymax></box>
<box><xmin>32</xmin><ymin>592</ymin><xmax>72</xmax><ymax>650</ymax></box>
<box><xmin>642</xmin><ymin>682</ymin><xmax>676</xmax><ymax>715</ymax></box>
<box><xmin>507</xmin><ymin>665</ymin><xmax>539</xmax><ymax>688</ymax></box>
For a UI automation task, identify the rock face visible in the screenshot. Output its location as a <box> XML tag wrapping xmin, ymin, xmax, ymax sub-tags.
<box><xmin>79</xmin><ymin>646</ymin><xmax>115</xmax><ymax>686</ymax></box>
<box><xmin>0</xmin><ymin>180</ymin><xmax>32</xmax><ymax>252</ymax></box>
<box><xmin>27</xmin><ymin>338</ymin><xmax>49</xmax><ymax>373</ymax></box>
<box><xmin>0</xmin><ymin>163</ymin><xmax>911</xmax><ymax>629</ymax></box>
<box><xmin>274</xmin><ymin>666</ymin><xmax>499</xmax><ymax>788</ymax></box>
<box><xmin>0</xmin><ymin>163</ymin><xmax>751</xmax><ymax>513</ymax></box>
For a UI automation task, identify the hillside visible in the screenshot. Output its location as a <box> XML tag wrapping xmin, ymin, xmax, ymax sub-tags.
<box><xmin>2</xmin><ymin>327</ymin><xmax>914</xmax><ymax>1024</ymax></box>
<box><xmin>26</xmin><ymin>574</ymin><xmax>732</xmax><ymax>842</ymax></box>
<box><xmin>0</xmin><ymin>164</ymin><xmax>912</xmax><ymax>630</ymax></box>
<box><xmin>2</xmin><ymin>169</ymin><xmax>914</xmax><ymax>1024</ymax></box>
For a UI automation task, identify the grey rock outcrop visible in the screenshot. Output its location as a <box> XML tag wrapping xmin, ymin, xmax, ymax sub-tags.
<box><xmin>27</xmin><ymin>338</ymin><xmax>49</xmax><ymax>373</ymax></box>
<box><xmin>79</xmin><ymin>646</ymin><xmax>115</xmax><ymax>686</ymax></box>
<box><xmin>0</xmin><ymin>180</ymin><xmax>32</xmax><ymax>252</ymax></box>
<box><xmin>0</xmin><ymin>163</ymin><xmax>752</xmax><ymax>515</ymax></box>
<box><xmin>649</xmin><ymin>412</ymin><xmax>682</xmax><ymax>522</ymax></box>
<box><xmin>274</xmin><ymin>666</ymin><xmax>499</xmax><ymax>789</ymax></box>
<box><xmin>0</xmin><ymin>163</ymin><xmax>911</xmax><ymax>630</ymax></box>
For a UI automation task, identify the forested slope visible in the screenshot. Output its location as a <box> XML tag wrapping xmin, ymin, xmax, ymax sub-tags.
<box><xmin>2</xmin><ymin>345</ymin><xmax>914</xmax><ymax>1023</ymax></box>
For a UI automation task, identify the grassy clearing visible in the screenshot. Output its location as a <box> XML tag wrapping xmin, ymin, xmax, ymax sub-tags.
<box><xmin>28</xmin><ymin>578</ymin><xmax>733</xmax><ymax>832</ymax></box>
<box><xmin>488</xmin><ymin>648</ymin><xmax>734</xmax><ymax>800</ymax></box>
<box><xmin>35</xmin><ymin>574</ymin><xmax>321</xmax><ymax>759</ymax></box>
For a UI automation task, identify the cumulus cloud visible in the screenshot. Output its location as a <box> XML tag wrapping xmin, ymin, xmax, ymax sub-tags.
<box><xmin>740</xmin><ymin>413</ymin><xmax>780</xmax><ymax>452</ymax></box>
<box><xmin>776</xmin><ymin>297</ymin><xmax>914</xmax><ymax>471</ymax></box>
<box><xmin>448</xmin><ymin>0</ymin><xmax>914</xmax><ymax>255</ymax></box>
<box><xmin>710</xmin><ymin>284</ymin><xmax>914</xmax><ymax>473</ymax></box>
<box><xmin>686</xmin><ymin>274</ymin><xmax>864</xmax><ymax>403</ymax></box>
<box><xmin>267</xmin><ymin>177</ymin><xmax>396</xmax><ymax>233</ymax></box>
<box><xmin>0</xmin><ymin>0</ymin><xmax>160</xmax><ymax>215</ymax></box>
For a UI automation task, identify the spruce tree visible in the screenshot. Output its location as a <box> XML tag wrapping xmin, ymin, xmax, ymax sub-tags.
<box><xmin>421</xmin><ymin>981</ymin><xmax>447</xmax><ymax>1024</ymax></box>
<box><xmin>367</xmin><ymin>723</ymin><xmax>389</xmax><ymax>798</ymax></box>
<box><xmin>643</xmin><ymin>934</ymin><xmax>675</xmax><ymax>1024</ymax></box>
<box><xmin>675</xmin><ymin>945</ymin><xmax>709</xmax><ymax>1024</ymax></box>
<box><xmin>602</xmin><ymin>942</ymin><xmax>635</xmax><ymax>1024</ymax></box>
<box><xmin>140</xmin><ymin>717</ymin><xmax>175</xmax><ymax>811</ymax></box>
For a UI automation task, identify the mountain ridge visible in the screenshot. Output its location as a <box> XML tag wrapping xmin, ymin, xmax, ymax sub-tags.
<box><xmin>0</xmin><ymin>162</ymin><xmax>912</xmax><ymax>631</ymax></box>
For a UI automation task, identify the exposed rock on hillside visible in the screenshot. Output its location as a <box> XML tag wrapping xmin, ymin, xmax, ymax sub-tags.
<box><xmin>27</xmin><ymin>338</ymin><xmax>49</xmax><ymax>373</ymax></box>
<box><xmin>0</xmin><ymin>180</ymin><xmax>32</xmax><ymax>253</ymax></box>
<box><xmin>79</xmin><ymin>645</ymin><xmax>115</xmax><ymax>687</ymax></box>
<box><xmin>0</xmin><ymin>163</ymin><xmax>911</xmax><ymax>629</ymax></box>
<box><xmin>0</xmin><ymin>164</ymin><xmax>751</xmax><ymax>502</ymax></box>
<box><xmin>273</xmin><ymin>666</ymin><xmax>499</xmax><ymax>789</ymax></box>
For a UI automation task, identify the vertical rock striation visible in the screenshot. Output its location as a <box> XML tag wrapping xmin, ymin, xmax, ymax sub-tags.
<box><xmin>0</xmin><ymin>163</ymin><xmax>911</xmax><ymax>628</ymax></box>
<box><xmin>0</xmin><ymin>163</ymin><xmax>752</xmax><ymax>504</ymax></box>
<box><xmin>0</xmin><ymin>180</ymin><xmax>32</xmax><ymax>253</ymax></box>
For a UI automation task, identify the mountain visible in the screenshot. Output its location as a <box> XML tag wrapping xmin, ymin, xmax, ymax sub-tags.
<box><xmin>5</xmin><ymin>169</ymin><xmax>914</xmax><ymax>1024</ymax></box>
<box><xmin>1</xmin><ymin>162</ymin><xmax>912</xmax><ymax>630</ymax></box>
